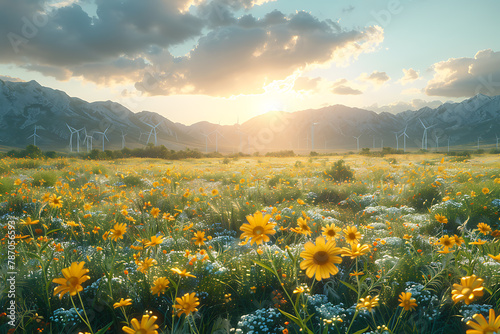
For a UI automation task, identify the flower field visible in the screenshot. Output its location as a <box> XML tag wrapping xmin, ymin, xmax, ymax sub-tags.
<box><xmin>1</xmin><ymin>154</ymin><xmax>500</xmax><ymax>334</ymax></box>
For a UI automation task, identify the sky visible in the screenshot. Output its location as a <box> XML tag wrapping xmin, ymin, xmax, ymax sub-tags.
<box><xmin>1</xmin><ymin>0</ymin><xmax>500</xmax><ymax>125</ymax></box>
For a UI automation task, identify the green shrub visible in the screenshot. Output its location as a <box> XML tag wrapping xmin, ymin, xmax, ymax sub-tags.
<box><xmin>123</xmin><ymin>175</ymin><xmax>143</xmax><ymax>187</ymax></box>
<box><xmin>324</xmin><ymin>160</ymin><xmax>354</xmax><ymax>182</ymax></box>
<box><xmin>32</xmin><ymin>171</ymin><xmax>58</xmax><ymax>187</ymax></box>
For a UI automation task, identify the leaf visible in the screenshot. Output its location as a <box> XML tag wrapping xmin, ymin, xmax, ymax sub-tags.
<box><xmin>277</xmin><ymin>309</ymin><xmax>302</xmax><ymax>328</ymax></box>
<box><xmin>339</xmin><ymin>280</ymin><xmax>358</xmax><ymax>294</ymax></box>
<box><xmin>96</xmin><ymin>321</ymin><xmax>114</xmax><ymax>334</ymax></box>
<box><xmin>353</xmin><ymin>326</ymin><xmax>370</xmax><ymax>334</ymax></box>
<box><xmin>253</xmin><ymin>260</ymin><xmax>274</xmax><ymax>274</ymax></box>
<box><xmin>46</xmin><ymin>229</ymin><xmax>61</xmax><ymax>236</ymax></box>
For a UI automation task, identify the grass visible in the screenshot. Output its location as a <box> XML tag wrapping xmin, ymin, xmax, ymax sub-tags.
<box><xmin>0</xmin><ymin>154</ymin><xmax>499</xmax><ymax>333</ymax></box>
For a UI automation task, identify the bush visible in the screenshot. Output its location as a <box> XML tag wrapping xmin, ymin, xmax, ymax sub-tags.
<box><xmin>32</xmin><ymin>171</ymin><xmax>58</xmax><ymax>187</ymax></box>
<box><xmin>406</xmin><ymin>182</ymin><xmax>442</xmax><ymax>211</ymax></box>
<box><xmin>324</xmin><ymin>160</ymin><xmax>354</xmax><ymax>182</ymax></box>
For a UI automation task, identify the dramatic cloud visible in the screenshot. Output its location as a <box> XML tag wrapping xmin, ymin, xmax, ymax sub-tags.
<box><xmin>366</xmin><ymin>99</ymin><xmax>443</xmax><ymax>114</ymax></box>
<box><xmin>399</xmin><ymin>68</ymin><xmax>419</xmax><ymax>85</ymax></box>
<box><xmin>0</xmin><ymin>0</ymin><xmax>203</xmax><ymax>70</ymax></box>
<box><xmin>293</xmin><ymin>76</ymin><xmax>321</xmax><ymax>92</ymax></box>
<box><xmin>331</xmin><ymin>78</ymin><xmax>362</xmax><ymax>95</ymax></box>
<box><xmin>0</xmin><ymin>75</ymin><xmax>25</xmax><ymax>82</ymax></box>
<box><xmin>425</xmin><ymin>49</ymin><xmax>500</xmax><ymax>97</ymax></box>
<box><xmin>136</xmin><ymin>12</ymin><xmax>383</xmax><ymax>96</ymax></box>
<box><xmin>0</xmin><ymin>1</ymin><xmax>382</xmax><ymax>96</ymax></box>
<box><xmin>359</xmin><ymin>71</ymin><xmax>390</xmax><ymax>85</ymax></box>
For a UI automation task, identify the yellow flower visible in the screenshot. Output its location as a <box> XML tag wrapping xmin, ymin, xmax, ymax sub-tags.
<box><xmin>66</xmin><ymin>221</ymin><xmax>79</xmax><ymax>227</ymax></box>
<box><xmin>170</xmin><ymin>267</ymin><xmax>196</xmax><ymax>278</ymax></box>
<box><xmin>150</xmin><ymin>277</ymin><xmax>169</xmax><ymax>296</ymax></box>
<box><xmin>211</xmin><ymin>189</ymin><xmax>219</xmax><ymax>196</ymax></box>
<box><xmin>470</xmin><ymin>239</ymin><xmax>487</xmax><ymax>245</ymax></box>
<box><xmin>109</xmin><ymin>222</ymin><xmax>127</xmax><ymax>241</ymax></box>
<box><xmin>192</xmin><ymin>231</ymin><xmax>207</xmax><ymax>246</ymax></box>
<box><xmin>48</xmin><ymin>194</ymin><xmax>63</xmax><ymax>209</ymax></box>
<box><xmin>293</xmin><ymin>286</ymin><xmax>305</xmax><ymax>294</ymax></box>
<box><xmin>322</xmin><ymin>223</ymin><xmax>341</xmax><ymax>241</ymax></box>
<box><xmin>341</xmin><ymin>243</ymin><xmax>371</xmax><ymax>259</ymax></box>
<box><xmin>291</xmin><ymin>216</ymin><xmax>312</xmax><ymax>236</ymax></box>
<box><xmin>150</xmin><ymin>207</ymin><xmax>160</xmax><ymax>218</ymax></box>
<box><xmin>83</xmin><ymin>203</ymin><xmax>92</xmax><ymax>211</ymax></box>
<box><xmin>297</xmin><ymin>199</ymin><xmax>305</xmax><ymax>205</ymax></box>
<box><xmin>122</xmin><ymin>314</ymin><xmax>159</xmax><ymax>334</ymax></box>
<box><xmin>434</xmin><ymin>214</ymin><xmax>448</xmax><ymax>224</ymax></box>
<box><xmin>300</xmin><ymin>236</ymin><xmax>342</xmax><ymax>281</ymax></box>
<box><xmin>477</xmin><ymin>223</ymin><xmax>492</xmax><ymax>235</ymax></box>
<box><xmin>174</xmin><ymin>292</ymin><xmax>200</xmax><ymax>317</ymax></box>
<box><xmin>239</xmin><ymin>211</ymin><xmax>276</xmax><ymax>245</ymax></box>
<box><xmin>398</xmin><ymin>292</ymin><xmax>417</xmax><ymax>311</ymax></box>
<box><xmin>113</xmin><ymin>298</ymin><xmax>132</xmax><ymax>309</ymax></box>
<box><xmin>20</xmin><ymin>217</ymin><xmax>39</xmax><ymax>225</ymax></box>
<box><xmin>145</xmin><ymin>235</ymin><xmax>164</xmax><ymax>248</ymax></box>
<box><xmin>52</xmin><ymin>262</ymin><xmax>90</xmax><ymax>299</ymax></box>
<box><xmin>437</xmin><ymin>235</ymin><xmax>455</xmax><ymax>250</ymax></box>
<box><xmin>482</xmin><ymin>188</ymin><xmax>490</xmax><ymax>195</ymax></box>
<box><xmin>466</xmin><ymin>308</ymin><xmax>500</xmax><ymax>334</ymax></box>
<box><xmin>356</xmin><ymin>295</ymin><xmax>379</xmax><ymax>312</ymax></box>
<box><xmin>487</xmin><ymin>254</ymin><xmax>500</xmax><ymax>262</ymax></box>
<box><xmin>343</xmin><ymin>226</ymin><xmax>362</xmax><ymax>245</ymax></box>
<box><xmin>453</xmin><ymin>234</ymin><xmax>465</xmax><ymax>246</ymax></box>
<box><xmin>452</xmin><ymin>274</ymin><xmax>484</xmax><ymax>305</ymax></box>
<box><xmin>137</xmin><ymin>258</ymin><xmax>157</xmax><ymax>273</ymax></box>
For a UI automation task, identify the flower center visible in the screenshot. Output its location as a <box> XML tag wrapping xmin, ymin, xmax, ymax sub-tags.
<box><xmin>348</xmin><ymin>233</ymin><xmax>356</xmax><ymax>240</ymax></box>
<box><xmin>253</xmin><ymin>226</ymin><xmax>264</xmax><ymax>235</ymax></box>
<box><xmin>136</xmin><ymin>329</ymin><xmax>147</xmax><ymax>334</ymax></box>
<box><xmin>313</xmin><ymin>251</ymin><xmax>329</xmax><ymax>265</ymax></box>
<box><xmin>67</xmin><ymin>276</ymin><xmax>80</xmax><ymax>288</ymax></box>
<box><xmin>462</xmin><ymin>288</ymin><xmax>472</xmax><ymax>296</ymax></box>
<box><xmin>327</xmin><ymin>230</ymin><xmax>336</xmax><ymax>236</ymax></box>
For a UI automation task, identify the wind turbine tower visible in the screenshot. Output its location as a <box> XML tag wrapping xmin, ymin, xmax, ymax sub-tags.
<box><xmin>311</xmin><ymin>122</ymin><xmax>319</xmax><ymax>151</ymax></box>
<box><xmin>28</xmin><ymin>125</ymin><xmax>41</xmax><ymax>146</ymax></box>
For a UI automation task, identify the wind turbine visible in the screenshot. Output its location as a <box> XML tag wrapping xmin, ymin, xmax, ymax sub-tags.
<box><xmin>66</xmin><ymin>123</ymin><xmax>77</xmax><ymax>152</ymax></box>
<box><xmin>393</xmin><ymin>131</ymin><xmax>400</xmax><ymax>151</ymax></box>
<box><xmin>496</xmin><ymin>134</ymin><xmax>499</xmax><ymax>150</ymax></box>
<box><xmin>447</xmin><ymin>137</ymin><xmax>450</xmax><ymax>152</ymax></box>
<box><xmin>353</xmin><ymin>134</ymin><xmax>362</xmax><ymax>152</ymax></box>
<box><xmin>419</xmin><ymin>118</ymin><xmax>434</xmax><ymax>150</ymax></box>
<box><xmin>28</xmin><ymin>125</ymin><xmax>41</xmax><ymax>146</ymax></box>
<box><xmin>311</xmin><ymin>122</ymin><xmax>319</xmax><ymax>151</ymax></box>
<box><xmin>121</xmin><ymin>131</ymin><xmax>127</xmax><ymax>149</ymax></box>
<box><xmin>94</xmin><ymin>127</ymin><xmax>109</xmax><ymax>151</ymax></box>
<box><xmin>83</xmin><ymin>133</ymin><xmax>93</xmax><ymax>152</ymax></box>
<box><xmin>201</xmin><ymin>133</ymin><xmax>212</xmax><ymax>153</ymax></box>
<box><xmin>142</xmin><ymin>120</ymin><xmax>162</xmax><ymax>146</ymax></box>
<box><xmin>434</xmin><ymin>133</ymin><xmax>440</xmax><ymax>151</ymax></box>
<box><xmin>399</xmin><ymin>125</ymin><xmax>409</xmax><ymax>152</ymax></box>
<box><xmin>208</xmin><ymin>129</ymin><xmax>224</xmax><ymax>153</ymax></box>
<box><xmin>75</xmin><ymin>127</ymin><xmax>85</xmax><ymax>153</ymax></box>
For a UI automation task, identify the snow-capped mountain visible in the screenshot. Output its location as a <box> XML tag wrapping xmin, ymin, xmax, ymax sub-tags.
<box><xmin>1</xmin><ymin>79</ymin><xmax>500</xmax><ymax>153</ymax></box>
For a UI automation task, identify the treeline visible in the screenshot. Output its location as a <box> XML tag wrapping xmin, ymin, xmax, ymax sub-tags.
<box><xmin>1</xmin><ymin>144</ymin><xmax>250</xmax><ymax>160</ymax></box>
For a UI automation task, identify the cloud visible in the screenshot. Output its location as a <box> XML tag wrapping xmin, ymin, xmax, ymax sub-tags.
<box><xmin>342</xmin><ymin>5</ymin><xmax>355</xmax><ymax>13</ymax></box>
<box><xmin>293</xmin><ymin>76</ymin><xmax>321</xmax><ymax>92</ymax></box>
<box><xmin>0</xmin><ymin>0</ymin><xmax>204</xmax><ymax>69</ymax></box>
<box><xmin>359</xmin><ymin>71</ymin><xmax>390</xmax><ymax>86</ymax></box>
<box><xmin>0</xmin><ymin>75</ymin><xmax>25</xmax><ymax>82</ymax></box>
<box><xmin>399</xmin><ymin>68</ymin><xmax>419</xmax><ymax>85</ymax></box>
<box><xmin>331</xmin><ymin>78</ymin><xmax>362</xmax><ymax>95</ymax></box>
<box><xmin>425</xmin><ymin>49</ymin><xmax>500</xmax><ymax>97</ymax></box>
<box><xmin>136</xmin><ymin>12</ymin><xmax>383</xmax><ymax>96</ymax></box>
<box><xmin>366</xmin><ymin>99</ymin><xmax>443</xmax><ymax>114</ymax></box>
<box><xmin>0</xmin><ymin>1</ymin><xmax>382</xmax><ymax>96</ymax></box>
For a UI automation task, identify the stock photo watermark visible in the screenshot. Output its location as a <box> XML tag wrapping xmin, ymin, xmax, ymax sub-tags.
<box><xmin>6</xmin><ymin>219</ymin><xmax>17</xmax><ymax>328</ymax></box>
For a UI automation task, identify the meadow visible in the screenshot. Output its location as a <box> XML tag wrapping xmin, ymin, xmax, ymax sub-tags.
<box><xmin>0</xmin><ymin>154</ymin><xmax>499</xmax><ymax>334</ymax></box>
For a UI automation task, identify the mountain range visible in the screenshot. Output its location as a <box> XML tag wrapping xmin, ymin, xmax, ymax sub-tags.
<box><xmin>1</xmin><ymin>79</ymin><xmax>500</xmax><ymax>153</ymax></box>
